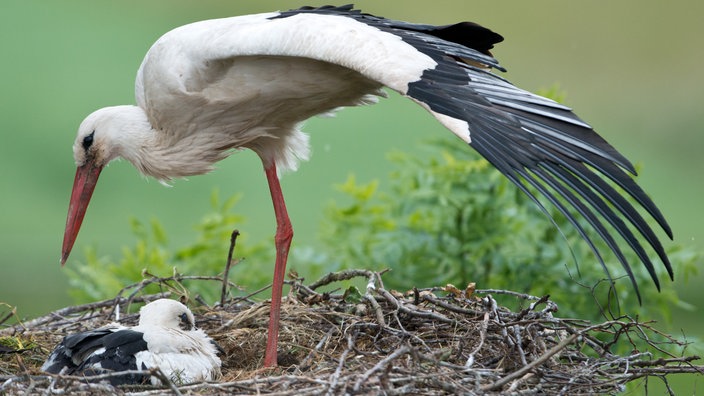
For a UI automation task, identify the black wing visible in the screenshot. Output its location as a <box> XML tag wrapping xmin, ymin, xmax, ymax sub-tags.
<box><xmin>75</xmin><ymin>329</ymin><xmax>150</xmax><ymax>385</ymax></box>
<box><xmin>43</xmin><ymin>328</ymin><xmax>149</xmax><ymax>385</ymax></box>
<box><xmin>275</xmin><ymin>5</ymin><xmax>673</xmax><ymax>300</ymax></box>
<box><xmin>42</xmin><ymin>328</ymin><xmax>116</xmax><ymax>374</ymax></box>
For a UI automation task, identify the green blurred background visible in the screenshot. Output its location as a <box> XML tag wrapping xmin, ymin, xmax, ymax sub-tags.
<box><xmin>1</xmin><ymin>0</ymin><xmax>702</xmax><ymax>390</ymax></box>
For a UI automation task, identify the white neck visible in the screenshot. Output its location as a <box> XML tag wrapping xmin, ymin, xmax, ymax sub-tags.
<box><xmin>105</xmin><ymin>105</ymin><xmax>232</xmax><ymax>181</ymax></box>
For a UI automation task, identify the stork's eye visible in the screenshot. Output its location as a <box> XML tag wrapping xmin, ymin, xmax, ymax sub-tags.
<box><xmin>82</xmin><ymin>131</ymin><xmax>95</xmax><ymax>150</ymax></box>
<box><xmin>179</xmin><ymin>312</ymin><xmax>193</xmax><ymax>330</ymax></box>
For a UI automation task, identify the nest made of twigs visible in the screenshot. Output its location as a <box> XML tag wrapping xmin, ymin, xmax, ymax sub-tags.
<box><xmin>1</xmin><ymin>268</ymin><xmax>702</xmax><ymax>395</ymax></box>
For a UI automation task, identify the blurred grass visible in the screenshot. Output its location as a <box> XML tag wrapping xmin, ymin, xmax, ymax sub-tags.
<box><xmin>0</xmin><ymin>1</ymin><xmax>702</xmax><ymax>391</ymax></box>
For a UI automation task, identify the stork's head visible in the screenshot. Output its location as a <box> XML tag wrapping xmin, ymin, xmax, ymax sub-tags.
<box><xmin>61</xmin><ymin>105</ymin><xmax>149</xmax><ymax>265</ymax></box>
<box><xmin>139</xmin><ymin>299</ymin><xmax>196</xmax><ymax>331</ymax></box>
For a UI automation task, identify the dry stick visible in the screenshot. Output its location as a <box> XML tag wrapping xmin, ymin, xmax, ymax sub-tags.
<box><xmin>308</xmin><ymin>269</ymin><xmax>377</xmax><ymax>291</ymax></box>
<box><xmin>371</xmin><ymin>288</ymin><xmax>453</xmax><ymax>356</ymax></box>
<box><xmin>326</xmin><ymin>332</ymin><xmax>355</xmax><ymax>396</ymax></box>
<box><xmin>516</xmin><ymin>294</ymin><xmax>554</xmax><ymax>320</ymax></box>
<box><xmin>564</xmin><ymin>318</ymin><xmax>647</xmax><ymax>357</ymax></box>
<box><xmin>465</xmin><ymin>311</ymin><xmax>490</xmax><ymax>368</ymax></box>
<box><xmin>220</xmin><ymin>229</ymin><xmax>240</xmax><ymax>306</ymax></box>
<box><xmin>149</xmin><ymin>366</ymin><xmax>184</xmax><ymax>396</ymax></box>
<box><xmin>39</xmin><ymin>367</ymin><xmax>181</xmax><ymax>394</ymax></box>
<box><xmin>233</xmin><ymin>282</ymin><xmax>275</xmax><ymax>303</ymax></box>
<box><xmin>300</xmin><ymin>326</ymin><xmax>338</xmax><ymax>369</ymax></box>
<box><xmin>211</xmin><ymin>283</ymin><xmax>278</xmax><ymax>333</ymax></box>
<box><xmin>362</xmin><ymin>293</ymin><xmax>385</xmax><ymax>328</ymax></box>
<box><xmin>629</xmin><ymin>355</ymin><xmax>701</xmax><ymax>368</ymax></box>
<box><xmin>106</xmin><ymin>272</ymin><xmax>238</xmax><ymax>319</ymax></box>
<box><xmin>477</xmin><ymin>288</ymin><xmax>545</xmax><ymax>301</ymax></box>
<box><xmin>482</xmin><ymin>333</ymin><xmax>579</xmax><ymax>391</ymax></box>
<box><xmin>107</xmin><ymin>292</ymin><xmax>172</xmax><ymax>321</ymax></box>
<box><xmin>127</xmin><ymin>376</ymin><xmax>330</xmax><ymax>396</ymax></box>
<box><xmin>46</xmin><ymin>373</ymin><xmax>60</xmax><ymax>393</ymax></box>
<box><xmin>421</xmin><ymin>294</ymin><xmax>483</xmax><ymax>316</ymax></box>
<box><xmin>0</xmin><ymin>304</ymin><xmax>17</xmax><ymax>327</ymax></box>
<box><xmin>624</xmin><ymin>366</ymin><xmax>704</xmax><ymax>376</ymax></box>
<box><xmin>507</xmin><ymin>373</ymin><xmax>535</xmax><ymax>392</ymax></box>
<box><xmin>111</xmin><ymin>269</ymin><xmax>238</xmax><ymax>306</ymax></box>
<box><xmin>361</xmin><ymin>275</ymin><xmax>386</xmax><ymax>327</ymax></box>
<box><xmin>293</xmin><ymin>281</ymin><xmax>327</xmax><ymax>301</ymax></box>
<box><xmin>353</xmin><ymin>345</ymin><xmax>411</xmax><ymax>392</ymax></box>
<box><xmin>378</xmin><ymin>288</ymin><xmax>453</xmax><ymax>324</ymax></box>
<box><xmin>1</xmin><ymin>294</ymin><xmax>168</xmax><ymax>335</ymax></box>
<box><xmin>513</xmin><ymin>325</ymin><xmax>528</xmax><ymax>366</ymax></box>
<box><xmin>625</xmin><ymin>318</ymin><xmax>690</xmax><ymax>358</ymax></box>
<box><xmin>372</xmin><ymin>269</ymin><xmax>388</xmax><ymax>290</ymax></box>
<box><xmin>40</xmin><ymin>375</ymin><xmax>114</xmax><ymax>394</ymax></box>
<box><xmin>126</xmin><ymin>274</ymin><xmax>202</xmax><ymax>303</ymax></box>
<box><xmin>376</xmin><ymin>288</ymin><xmax>407</xmax><ymax>334</ymax></box>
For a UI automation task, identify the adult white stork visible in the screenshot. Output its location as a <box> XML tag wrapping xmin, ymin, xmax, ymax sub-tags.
<box><xmin>42</xmin><ymin>299</ymin><xmax>222</xmax><ymax>385</ymax></box>
<box><xmin>60</xmin><ymin>5</ymin><xmax>673</xmax><ymax>367</ymax></box>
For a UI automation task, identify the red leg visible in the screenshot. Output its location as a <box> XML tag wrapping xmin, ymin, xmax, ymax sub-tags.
<box><xmin>263</xmin><ymin>163</ymin><xmax>293</xmax><ymax>367</ymax></box>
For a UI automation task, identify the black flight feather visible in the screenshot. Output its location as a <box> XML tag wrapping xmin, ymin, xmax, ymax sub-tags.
<box><xmin>274</xmin><ymin>5</ymin><xmax>674</xmax><ymax>298</ymax></box>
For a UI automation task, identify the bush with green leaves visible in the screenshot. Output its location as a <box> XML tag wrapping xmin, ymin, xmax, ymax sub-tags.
<box><xmin>66</xmin><ymin>191</ymin><xmax>274</xmax><ymax>304</ymax></box>
<box><xmin>316</xmin><ymin>139</ymin><xmax>698</xmax><ymax>323</ymax></box>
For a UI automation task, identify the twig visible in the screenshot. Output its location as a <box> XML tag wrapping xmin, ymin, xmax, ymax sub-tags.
<box><xmin>366</xmin><ymin>293</ymin><xmax>387</xmax><ymax>328</ymax></box>
<box><xmin>0</xmin><ymin>303</ymin><xmax>17</xmax><ymax>327</ymax></box>
<box><xmin>513</xmin><ymin>325</ymin><xmax>528</xmax><ymax>366</ymax></box>
<box><xmin>353</xmin><ymin>345</ymin><xmax>411</xmax><ymax>392</ymax></box>
<box><xmin>120</xmin><ymin>274</ymin><xmax>235</xmax><ymax>308</ymax></box>
<box><xmin>629</xmin><ymin>355</ymin><xmax>701</xmax><ymax>368</ymax></box>
<box><xmin>2</xmin><ymin>294</ymin><xmax>168</xmax><ymax>335</ymax></box>
<box><xmin>126</xmin><ymin>375</ymin><xmax>330</xmax><ymax>395</ymax></box>
<box><xmin>421</xmin><ymin>293</ymin><xmax>483</xmax><ymax>316</ymax></box>
<box><xmin>232</xmin><ymin>283</ymin><xmax>274</xmax><ymax>304</ymax></box>
<box><xmin>300</xmin><ymin>327</ymin><xmax>338</xmax><ymax>369</ymax></box>
<box><xmin>326</xmin><ymin>332</ymin><xmax>355</xmax><ymax>396</ymax></box>
<box><xmin>476</xmin><ymin>288</ymin><xmax>546</xmax><ymax>300</ymax></box>
<box><xmin>378</xmin><ymin>288</ymin><xmax>453</xmax><ymax>324</ymax></box>
<box><xmin>482</xmin><ymin>333</ymin><xmax>579</xmax><ymax>391</ymax></box>
<box><xmin>516</xmin><ymin>294</ymin><xmax>554</xmax><ymax>320</ymax></box>
<box><xmin>308</xmin><ymin>269</ymin><xmax>378</xmax><ymax>291</ymax></box>
<box><xmin>221</xmin><ymin>229</ymin><xmax>240</xmax><ymax>306</ymax></box>
<box><xmin>466</xmin><ymin>310</ymin><xmax>490</xmax><ymax>368</ymax></box>
<box><xmin>507</xmin><ymin>372</ymin><xmax>535</xmax><ymax>392</ymax></box>
<box><xmin>101</xmin><ymin>271</ymin><xmax>240</xmax><ymax>318</ymax></box>
<box><xmin>148</xmin><ymin>366</ymin><xmax>184</xmax><ymax>396</ymax></box>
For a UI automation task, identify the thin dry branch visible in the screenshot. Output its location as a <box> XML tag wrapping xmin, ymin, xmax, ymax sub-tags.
<box><xmin>220</xmin><ymin>230</ymin><xmax>240</xmax><ymax>306</ymax></box>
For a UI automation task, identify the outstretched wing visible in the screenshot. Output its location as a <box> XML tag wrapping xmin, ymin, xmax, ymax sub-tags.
<box><xmin>137</xmin><ymin>5</ymin><xmax>672</xmax><ymax>298</ymax></box>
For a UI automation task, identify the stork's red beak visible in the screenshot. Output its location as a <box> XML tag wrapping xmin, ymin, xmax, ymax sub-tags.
<box><xmin>61</xmin><ymin>162</ymin><xmax>102</xmax><ymax>265</ymax></box>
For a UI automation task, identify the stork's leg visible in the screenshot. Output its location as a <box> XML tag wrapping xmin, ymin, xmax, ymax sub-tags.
<box><xmin>263</xmin><ymin>163</ymin><xmax>292</xmax><ymax>367</ymax></box>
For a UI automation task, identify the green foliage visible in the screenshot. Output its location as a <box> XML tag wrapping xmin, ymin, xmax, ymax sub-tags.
<box><xmin>317</xmin><ymin>138</ymin><xmax>699</xmax><ymax>324</ymax></box>
<box><xmin>0</xmin><ymin>335</ymin><xmax>38</xmax><ymax>351</ymax></box>
<box><xmin>66</xmin><ymin>190</ymin><xmax>274</xmax><ymax>304</ymax></box>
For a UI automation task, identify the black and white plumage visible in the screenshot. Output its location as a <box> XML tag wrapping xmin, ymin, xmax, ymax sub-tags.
<box><xmin>59</xmin><ymin>5</ymin><xmax>672</xmax><ymax>367</ymax></box>
<box><xmin>42</xmin><ymin>299</ymin><xmax>222</xmax><ymax>385</ymax></box>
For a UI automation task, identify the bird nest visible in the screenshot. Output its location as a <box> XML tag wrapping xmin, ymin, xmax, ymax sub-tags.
<box><xmin>1</xmin><ymin>268</ymin><xmax>701</xmax><ymax>395</ymax></box>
